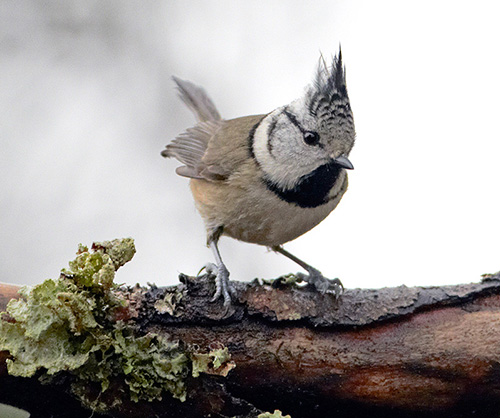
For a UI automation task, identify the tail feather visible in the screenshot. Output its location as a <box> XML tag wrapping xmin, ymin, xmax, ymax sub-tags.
<box><xmin>172</xmin><ymin>76</ymin><xmax>221</xmax><ymax>122</ymax></box>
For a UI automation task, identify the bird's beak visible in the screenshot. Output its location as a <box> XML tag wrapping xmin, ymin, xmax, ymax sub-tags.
<box><xmin>332</xmin><ymin>155</ymin><xmax>354</xmax><ymax>170</ymax></box>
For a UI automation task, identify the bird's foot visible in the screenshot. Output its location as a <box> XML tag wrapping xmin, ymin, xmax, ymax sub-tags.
<box><xmin>201</xmin><ymin>262</ymin><xmax>237</xmax><ymax>311</ymax></box>
<box><xmin>296</xmin><ymin>267</ymin><xmax>343</xmax><ymax>298</ymax></box>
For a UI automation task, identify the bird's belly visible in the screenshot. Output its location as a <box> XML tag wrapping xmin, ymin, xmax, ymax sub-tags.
<box><xmin>225</xmin><ymin>200</ymin><xmax>338</xmax><ymax>246</ymax></box>
<box><xmin>190</xmin><ymin>173</ymin><xmax>347</xmax><ymax>247</ymax></box>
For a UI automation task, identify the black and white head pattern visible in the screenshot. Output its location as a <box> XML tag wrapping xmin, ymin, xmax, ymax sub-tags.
<box><xmin>250</xmin><ymin>51</ymin><xmax>355</xmax><ymax>208</ymax></box>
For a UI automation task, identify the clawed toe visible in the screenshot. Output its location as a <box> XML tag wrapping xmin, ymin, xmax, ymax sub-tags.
<box><xmin>199</xmin><ymin>262</ymin><xmax>235</xmax><ymax>309</ymax></box>
<box><xmin>272</xmin><ymin>246</ymin><xmax>343</xmax><ymax>298</ymax></box>
<box><xmin>297</xmin><ymin>268</ymin><xmax>343</xmax><ymax>298</ymax></box>
<box><xmin>198</xmin><ymin>262</ymin><xmax>217</xmax><ymax>278</ymax></box>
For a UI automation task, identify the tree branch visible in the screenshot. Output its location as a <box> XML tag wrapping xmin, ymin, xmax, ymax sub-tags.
<box><xmin>2</xmin><ymin>271</ymin><xmax>500</xmax><ymax>418</ymax></box>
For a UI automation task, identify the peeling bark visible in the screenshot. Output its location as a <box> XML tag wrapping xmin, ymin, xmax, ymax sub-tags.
<box><xmin>2</xmin><ymin>273</ymin><xmax>500</xmax><ymax>418</ymax></box>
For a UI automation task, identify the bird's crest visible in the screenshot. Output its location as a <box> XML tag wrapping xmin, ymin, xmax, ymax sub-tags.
<box><xmin>307</xmin><ymin>49</ymin><xmax>350</xmax><ymax>118</ymax></box>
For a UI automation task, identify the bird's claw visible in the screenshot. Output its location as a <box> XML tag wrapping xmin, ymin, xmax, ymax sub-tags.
<box><xmin>200</xmin><ymin>262</ymin><xmax>236</xmax><ymax>310</ymax></box>
<box><xmin>296</xmin><ymin>268</ymin><xmax>343</xmax><ymax>299</ymax></box>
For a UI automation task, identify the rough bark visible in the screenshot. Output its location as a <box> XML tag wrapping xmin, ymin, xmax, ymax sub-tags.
<box><xmin>2</xmin><ymin>272</ymin><xmax>500</xmax><ymax>418</ymax></box>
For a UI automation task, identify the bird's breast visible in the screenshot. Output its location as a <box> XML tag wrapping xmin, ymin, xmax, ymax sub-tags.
<box><xmin>190</xmin><ymin>164</ymin><xmax>348</xmax><ymax>247</ymax></box>
<box><xmin>263</xmin><ymin>161</ymin><xmax>343</xmax><ymax>208</ymax></box>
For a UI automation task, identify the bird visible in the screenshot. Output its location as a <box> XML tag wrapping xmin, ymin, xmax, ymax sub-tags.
<box><xmin>162</xmin><ymin>50</ymin><xmax>355</xmax><ymax>310</ymax></box>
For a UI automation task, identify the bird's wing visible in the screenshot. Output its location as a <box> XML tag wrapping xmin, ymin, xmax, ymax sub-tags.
<box><xmin>201</xmin><ymin>114</ymin><xmax>266</xmax><ymax>180</ymax></box>
<box><xmin>162</xmin><ymin>76</ymin><xmax>224</xmax><ymax>179</ymax></box>
<box><xmin>161</xmin><ymin>120</ymin><xmax>223</xmax><ymax>180</ymax></box>
<box><xmin>163</xmin><ymin>76</ymin><xmax>266</xmax><ymax>181</ymax></box>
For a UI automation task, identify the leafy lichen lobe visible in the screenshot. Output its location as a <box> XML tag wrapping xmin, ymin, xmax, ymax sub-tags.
<box><xmin>258</xmin><ymin>410</ymin><xmax>292</xmax><ymax>418</ymax></box>
<box><xmin>0</xmin><ymin>238</ymin><xmax>189</xmax><ymax>409</ymax></box>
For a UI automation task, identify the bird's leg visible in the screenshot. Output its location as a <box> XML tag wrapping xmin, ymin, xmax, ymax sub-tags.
<box><xmin>201</xmin><ymin>233</ymin><xmax>237</xmax><ymax>310</ymax></box>
<box><xmin>272</xmin><ymin>245</ymin><xmax>343</xmax><ymax>297</ymax></box>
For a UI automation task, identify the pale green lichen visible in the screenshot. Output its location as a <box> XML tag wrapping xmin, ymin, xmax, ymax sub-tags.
<box><xmin>75</xmin><ymin>325</ymin><xmax>189</xmax><ymax>403</ymax></box>
<box><xmin>258</xmin><ymin>410</ymin><xmax>292</xmax><ymax>418</ymax></box>
<box><xmin>0</xmin><ymin>403</ymin><xmax>30</xmax><ymax>418</ymax></box>
<box><xmin>154</xmin><ymin>289</ymin><xmax>183</xmax><ymax>316</ymax></box>
<box><xmin>191</xmin><ymin>346</ymin><xmax>235</xmax><ymax>378</ymax></box>
<box><xmin>262</xmin><ymin>273</ymin><xmax>304</xmax><ymax>288</ymax></box>
<box><xmin>0</xmin><ymin>238</ymin><xmax>190</xmax><ymax>409</ymax></box>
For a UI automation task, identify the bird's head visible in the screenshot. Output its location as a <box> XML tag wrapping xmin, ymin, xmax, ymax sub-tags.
<box><xmin>252</xmin><ymin>50</ymin><xmax>355</xmax><ymax>192</ymax></box>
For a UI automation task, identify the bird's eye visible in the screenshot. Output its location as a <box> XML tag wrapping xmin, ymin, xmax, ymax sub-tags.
<box><xmin>303</xmin><ymin>131</ymin><xmax>320</xmax><ymax>146</ymax></box>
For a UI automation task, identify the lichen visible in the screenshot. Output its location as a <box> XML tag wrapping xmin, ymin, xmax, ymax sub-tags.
<box><xmin>0</xmin><ymin>238</ymin><xmax>190</xmax><ymax>410</ymax></box>
<box><xmin>154</xmin><ymin>289</ymin><xmax>183</xmax><ymax>316</ymax></box>
<box><xmin>191</xmin><ymin>345</ymin><xmax>235</xmax><ymax>378</ymax></box>
<box><xmin>258</xmin><ymin>410</ymin><xmax>292</xmax><ymax>418</ymax></box>
<box><xmin>262</xmin><ymin>273</ymin><xmax>304</xmax><ymax>288</ymax></box>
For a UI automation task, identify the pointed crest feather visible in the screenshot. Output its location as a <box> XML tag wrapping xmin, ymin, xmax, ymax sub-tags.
<box><xmin>314</xmin><ymin>48</ymin><xmax>347</xmax><ymax>100</ymax></box>
<box><xmin>308</xmin><ymin>48</ymin><xmax>350</xmax><ymax>118</ymax></box>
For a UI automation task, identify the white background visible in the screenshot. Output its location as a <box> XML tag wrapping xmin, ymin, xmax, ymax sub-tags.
<box><xmin>1</xmin><ymin>1</ymin><xmax>499</xmax><ymax>289</ymax></box>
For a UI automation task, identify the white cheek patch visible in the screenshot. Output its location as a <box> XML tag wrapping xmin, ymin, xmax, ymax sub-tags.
<box><xmin>253</xmin><ymin>109</ymin><xmax>312</xmax><ymax>190</ymax></box>
<box><xmin>252</xmin><ymin>111</ymin><xmax>276</xmax><ymax>169</ymax></box>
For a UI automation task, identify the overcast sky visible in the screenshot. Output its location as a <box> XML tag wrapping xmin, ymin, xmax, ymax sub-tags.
<box><xmin>1</xmin><ymin>0</ymin><xmax>499</xmax><ymax>290</ymax></box>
